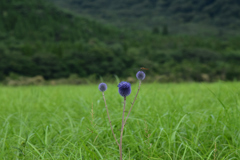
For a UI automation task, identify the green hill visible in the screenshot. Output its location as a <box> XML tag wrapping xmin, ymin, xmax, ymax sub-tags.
<box><xmin>0</xmin><ymin>0</ymin><xmax>120</xmax><ymax>42</ymax></box>
<box><xmin>50</xmin><ymin>0</ymin><xmax>240</xmax><ymax>35</ymax></box>
<box><xmin>0</xmin><ymin>0</ymin><xmax>124</xmax><ymax>79</ymax></box>
<box><xmin>1</xmin><ymin>0</ymin><xmax>240</xmax><ymax>82</ymax></box>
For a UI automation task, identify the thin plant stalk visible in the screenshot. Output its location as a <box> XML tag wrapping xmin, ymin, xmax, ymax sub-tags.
<box><xmin>119</xmin><ymin>96</ymin><xmax>126</xmax><ymax>160</ymax></box>
<box><xmin>124</xmin><ymin>80</ymin><xmax>141</xmax><ymax>125</ymax></box>
<box><xmin>102</xmin><ymin>92</ymin><xmax>119</xmax><ymax>146</ymax></box>
<box><xmin>101</xmin><ymin>80</ymin><xmax>141</xmax><ymax>160</ymax></box>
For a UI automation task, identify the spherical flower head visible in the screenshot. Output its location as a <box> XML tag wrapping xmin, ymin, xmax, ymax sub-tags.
<box><xmin>98</xmin><ymin>83</ymin><xmax>107</xmax><ymax>92</ymax></box>
<box><xmin>118</xmin><ymin>81</ymin><xmax>131</xmax><ymax>97</ymax></box>
<box><xmin>136</xmin><ymin>71</ymin><xmax>146</xmax><ymax>80</ymax></box>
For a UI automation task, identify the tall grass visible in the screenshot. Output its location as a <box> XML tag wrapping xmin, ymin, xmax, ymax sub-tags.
<box><xmin>0</xmin><ymin>82</ymin><xmax>240</xmax><ymax>159</ymax></box>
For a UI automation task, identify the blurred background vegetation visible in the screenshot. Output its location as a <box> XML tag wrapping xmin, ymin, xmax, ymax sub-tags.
<box><xmin>1</xmin><ymin>0</ymin><xmax>240</xmax><ymax>84</ymax></box>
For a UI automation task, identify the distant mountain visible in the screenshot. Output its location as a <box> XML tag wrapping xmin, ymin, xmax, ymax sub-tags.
<box><xmin>50</xmin><ymin>0</ymin><xmax>240</xmax><ymax>34</ymax></box>
<box><xmin>1</xmin><ymin>0</ymin><xmax>240</xmax><ymax>82</ymax></box>
<box><xmin>0</xmin><ymin>0</ymin><xmax>124</xmax><ymax>79</ymax></box>
<box><xmin>0</xmin><ymin>0</ymin><xmax>119</xmax><ymax>42</ymax></box>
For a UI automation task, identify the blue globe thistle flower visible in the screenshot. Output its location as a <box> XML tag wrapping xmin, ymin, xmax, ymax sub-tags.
<box><xmin>118</xmin><ymin>81</ymin><xmax>131</xmax><ymax>97</ymax></box>
<box><xmin>136</xmin><ymin>71</ymin><xmax>146</xmax><ymax>80</ymax></box>
<box><xmin>98</xmin><ymin>83</ymin><xmax>107</xmax><ymax>92</ymax></box>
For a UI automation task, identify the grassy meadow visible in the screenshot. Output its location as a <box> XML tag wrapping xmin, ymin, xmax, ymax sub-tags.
<box><xmin>0</xmin><ymin>82</ymin><xmax>240</xmax><ymax>159</ymax></box>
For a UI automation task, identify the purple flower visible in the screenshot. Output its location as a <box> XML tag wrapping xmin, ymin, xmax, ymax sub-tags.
<box><xmin>118</xmin><ymin>81</ymin><xmax>131</xmax><ymax>97</ymax></box>
<box><xmin>136</xmin><ymin>71</ymin><xmax>146</xmax><ymax>80</ymax></box>
<box><xmin>98</xmin><ymin>83</ymin><xmax>107</xmax><ymax>92</ymax></box>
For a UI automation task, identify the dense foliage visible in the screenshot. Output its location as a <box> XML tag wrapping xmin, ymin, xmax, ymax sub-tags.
<box><xmin>50</xmin><ymin>0</ymin><xmax>240</xmax><ymax>33</ymax></box>
<box><xmin>1</xmin><ymin>0</ymin><xmax>240</xmax><ymax>82</ymax></box>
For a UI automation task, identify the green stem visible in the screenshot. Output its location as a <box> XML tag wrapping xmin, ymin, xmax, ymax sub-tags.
<box><xmin>119</xmin><ymin>96</ymin><xmax>126</xmax><ymax>160</ymax></box>
<box><xmin>124</xmin><ymin>80</ymin><xmax>141</xmax><ymax>125</ymax></box>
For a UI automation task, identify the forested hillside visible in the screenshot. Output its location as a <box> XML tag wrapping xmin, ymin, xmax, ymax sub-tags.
<box><xmin>0</xmin><ymin>0</ymin><xmax>120</xmax><ymax>42</ymax></box>
<box><xmin>50</xmin><ymin>0</ymin><xmax>240</xmax><ymax>34</ymax></box>
<box><xmin>1</xmin><ymin>0</ymin><xmax>240</xmax><ymax>83</ymax></box>
<box><xmin>0</xmin><ymin>0</ymin><xmax>122</xmax><ymax>80</ymax></box>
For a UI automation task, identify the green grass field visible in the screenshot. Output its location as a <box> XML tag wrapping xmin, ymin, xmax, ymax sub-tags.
<box><xmin>0</xmin><ymin>82</ymin><xmax>240</xmax><ymax>159</ymax></box>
